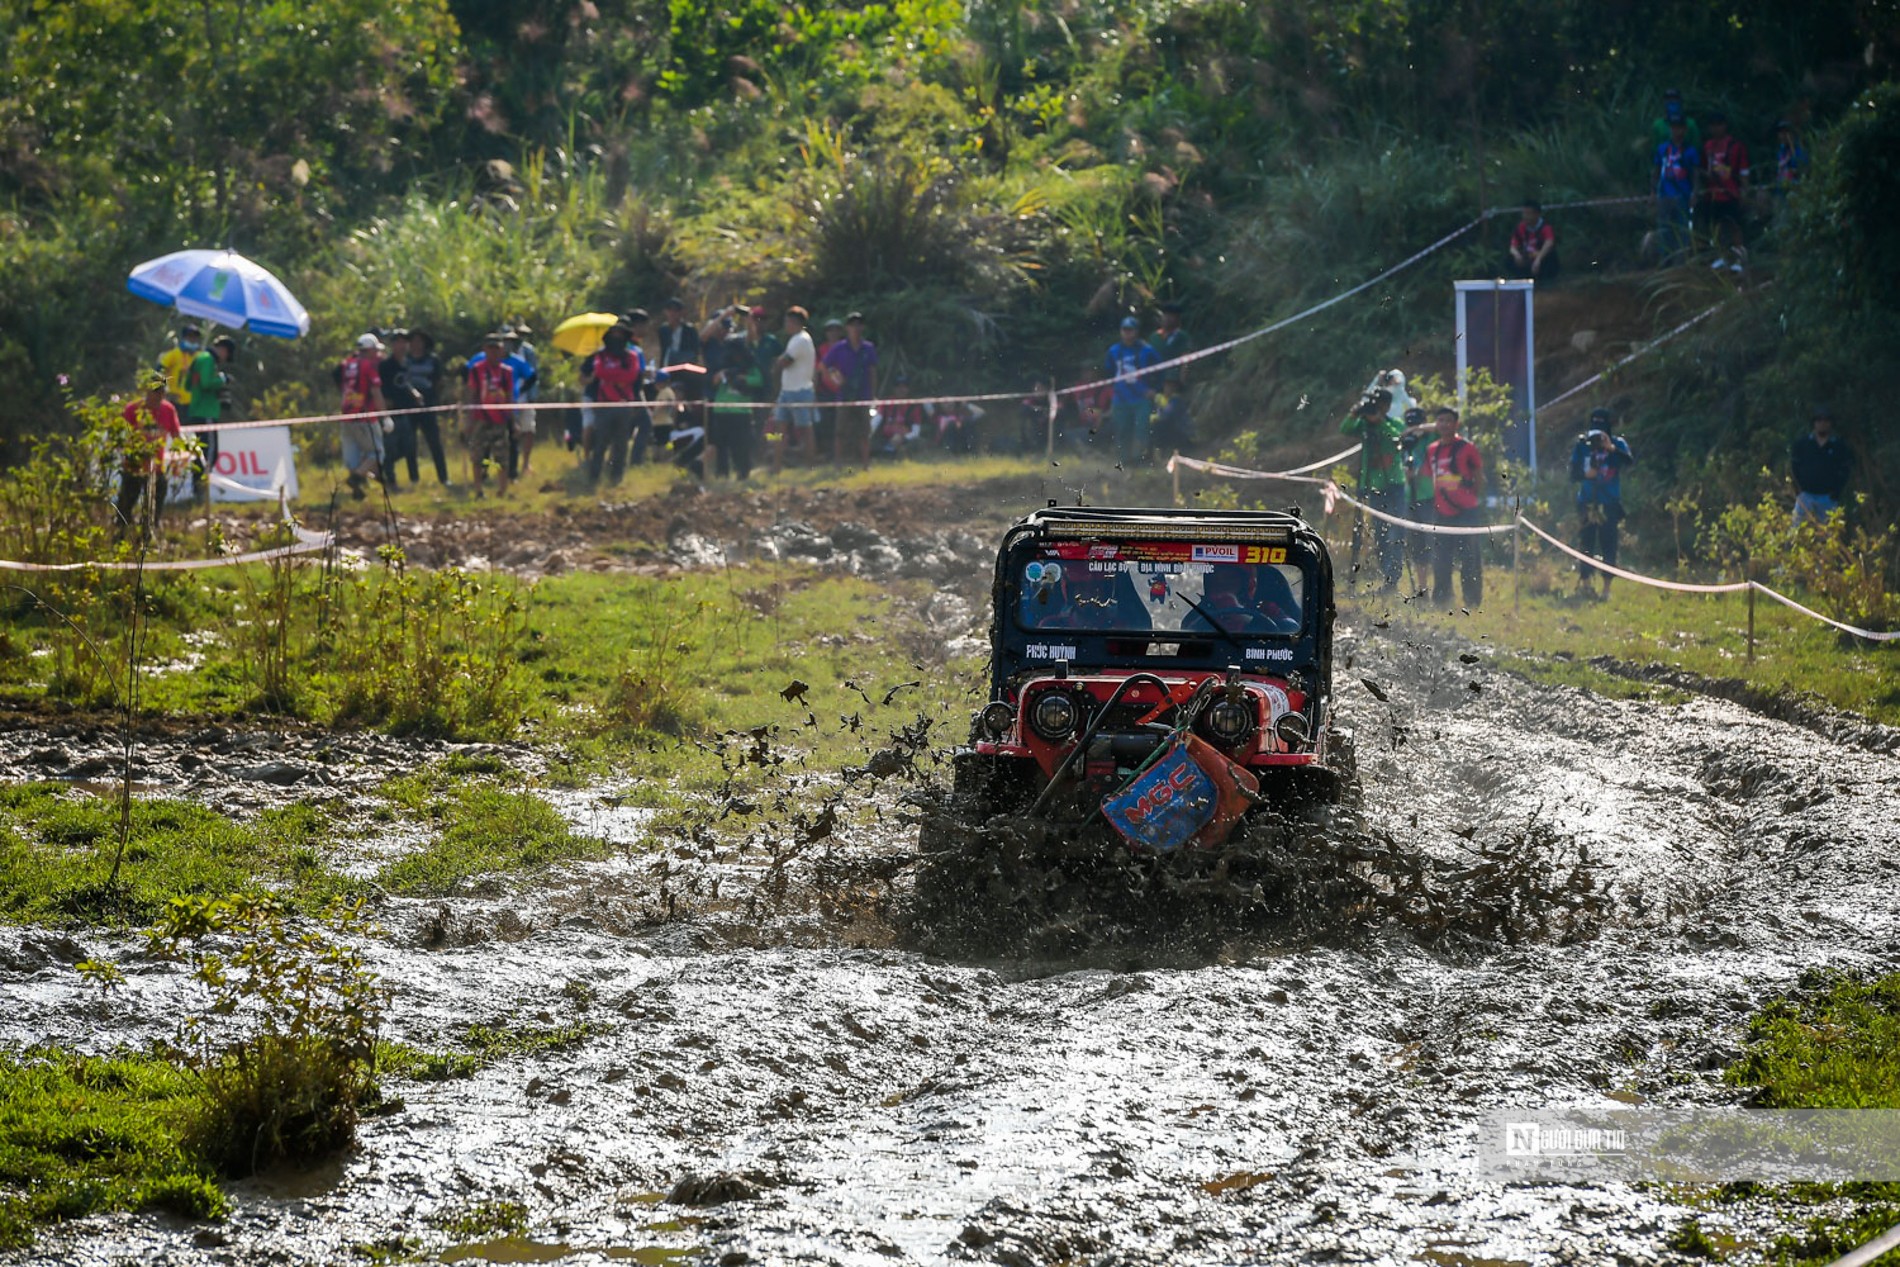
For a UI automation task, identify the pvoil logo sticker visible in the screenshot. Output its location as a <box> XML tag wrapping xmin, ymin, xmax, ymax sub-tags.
<box><xmin>1191</xmin><ymin>544</ymin><xmax>1239</xmax><ymax>562</ymax></box>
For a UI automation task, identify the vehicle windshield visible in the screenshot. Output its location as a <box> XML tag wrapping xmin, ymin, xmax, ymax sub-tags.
<box><xmin>1016</xmin><ymin>547</ymin><xmax>1304</xmax><ymax>637</ymax></box>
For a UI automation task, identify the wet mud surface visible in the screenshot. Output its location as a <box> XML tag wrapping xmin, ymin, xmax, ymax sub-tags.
<box><xmin>5</xmin><ymin>619</ymin><xmax>1900</xmax><ymax>1266</ymax></box>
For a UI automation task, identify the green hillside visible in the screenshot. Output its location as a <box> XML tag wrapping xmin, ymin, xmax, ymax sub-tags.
<box><xmin>3</xmin><ymin>0</ymin><xmax>1897</xmax><ymax>526</ymax></box>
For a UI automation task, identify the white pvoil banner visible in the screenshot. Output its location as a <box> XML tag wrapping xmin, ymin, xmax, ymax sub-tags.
<box><xmin>208</xmin><ymin>425</ymin><xmax>299</xmax><ymax>502</ymax></box>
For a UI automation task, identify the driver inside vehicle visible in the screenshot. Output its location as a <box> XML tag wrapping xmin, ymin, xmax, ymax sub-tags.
<box><xmin>1029</xmin><ymin>565</ymin><xmax>1125</xmax><ymax>629</ymax></box>
<box><xmin>1185</xmin><ymin>565</ymin><xmax>1302</xmax><ymax>636</ymax></box>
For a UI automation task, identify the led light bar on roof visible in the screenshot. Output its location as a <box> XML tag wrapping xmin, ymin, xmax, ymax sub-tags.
<box><xmin>1038</xmin><ymin>520</ymin><xmax>1295</xmax><ymax>545</ymax></box>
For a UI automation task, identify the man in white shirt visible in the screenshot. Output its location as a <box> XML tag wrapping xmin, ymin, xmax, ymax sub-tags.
<box><xmin>772</xmin><ymin>305</ymin><xmax>818</xmax><ymax>475</ymax></box>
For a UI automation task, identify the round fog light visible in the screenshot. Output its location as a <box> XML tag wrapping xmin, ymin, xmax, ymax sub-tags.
<box><xmin>1029</xmin><ymin>691</ymin><xmax>1079</xmax><ymax>741</ymax></box>
<box><xmin>1204</xmin><ymin>697</ymin><xmax>1255</xmax><ymax>745</ymax></box>
<box><xmin>980</xmin><ymin>701</ymin><xmax>1016</xmax><ymax>738</ymax></box>
<box><xmin>1274</xmin><ymin>713</ymin><xmax>1311</xmax><ymax>748</ymax></box>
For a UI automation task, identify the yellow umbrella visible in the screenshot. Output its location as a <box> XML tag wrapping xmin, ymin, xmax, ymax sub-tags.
<box><xmin>551</xmin><ymin>312</ymin><xmax>622</xmax><ymax>357</ymax></box>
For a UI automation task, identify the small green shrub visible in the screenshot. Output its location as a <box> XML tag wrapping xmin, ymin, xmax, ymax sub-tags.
<box><xmin>137</xmin><ymin>894</ymin><xmax>387</xmax><ymax>1176</ymax></box>
<box><xmin>1726</xmin><ymin>971</ymin><xmax>1900</xmax><ymax>1110</ymax></box>
<box><xmin>1710</xmin><ymin>493</ymin><xmax>1898</xmax><ymax>632</ymax></box>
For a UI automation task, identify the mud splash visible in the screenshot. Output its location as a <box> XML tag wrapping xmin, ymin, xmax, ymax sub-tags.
<box><xmin>5</xmin><ymin>615</ymin><xmax>1900</xmax><ymax>1265</ymax></box>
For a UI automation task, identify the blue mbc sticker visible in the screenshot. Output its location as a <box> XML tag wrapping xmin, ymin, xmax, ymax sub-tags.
<box><xmin>1103</xmin><ymin>739</ymin><xmax>1217</xmax><ymax>851</ymax></box>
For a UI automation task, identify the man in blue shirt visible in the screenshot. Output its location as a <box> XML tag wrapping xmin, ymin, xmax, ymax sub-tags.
<box><xmin>1570</xmin><ymin>411</ymin><xmax>1636</xmax><ymax>599</ymax></box>
<box><xmin>1104</xmin><ymin>316</ymin><xmax>1162</xmax><ymax>466</ymax></box>
<box><xmin>1653</xmin><ymin>117</ymin><xmax>1700</xmax><ymax>266</ymax></box>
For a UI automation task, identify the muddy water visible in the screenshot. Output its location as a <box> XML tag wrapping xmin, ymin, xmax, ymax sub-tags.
<box><xmin>6</xmin><ymin>618</ymin><xmax>1900</xmax><ymax>1266</ymax></box>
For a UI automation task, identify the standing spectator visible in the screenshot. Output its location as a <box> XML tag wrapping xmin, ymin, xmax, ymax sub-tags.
<box><xmin>813</xmin><ymin>317</ymin><xmax>847</xmax><ymax>458</ymax></box>
<box><xmin>1650</xmin><ymin>88</ymin><xmax>1702</xmax><ymax>149</ymax></box>
<box><xmin>735</xmin><ymin>304</ymin><xmax>781</xmax><ymax>455</ymax></box>
<box><xmin>336</xmin><ymin>333</ymin><xmax>386</xmax><ymax>500</ymax></box>
<box><xmin>1507</xmin><ymin>200</ymin><xmax>1559</xmax><ymax>280</ymax></box>
<box><xmin>403</xmin><ymin>330</ymin><xmax>452</xmax><ymax>487</ymax></box>
<box><xmin>377</xmin><ymin>330</ymin><xmax>421</xmax><ymax>490</ymax></box>
<box><xmin>1150</xmin><ymin>303</ymin><xmax>1193</xmax><ymax>454</ymax></box>
<box><xmin>1423</xmin><ymin>407</ymin><xmax>1485</xmax><ymax>608</ymax></box>
<box><xmin>698</xmin><ymin>304</ymin><xmax>743</xmax><ymax>376</ymax></box>
<box><xmin>182</xmin><ymin>334</ymin><xmax>235</xmax><ymax>498</ymax></box>
<box><xmin>1701</xmin><ymin>111</ymin><xmax>1750</xmax><ymax>273</ymax></box>
<box><xmin>463</xmin><ymin>333</ymin><xmax>517</xmax><ymax>498</ymax></box>
<box><xmin>116</xmin><ymin>376</ymin><xmax>183</xmax><ymax>537</ymax></box>
<box><xmin>464</xmin><ymin>333</ymin><xmax>536</xmax><ymax>478</ymax></box>
<box><xmin>620</xmin><ymin>307</ymin><xmax>656</xmax><ymax>465</ymax></box>
<box><xmin>155</xmin><ymin>324</ymin><xmax>201</xmax><ymax>413</ymax></box>
<box><xmin>1791</xmin><ymin>405</ymin><xmax>1853</xmax><ymax>527</ymax></box>
<box><xmin>582</xmin><ymin>323</ymin><xmax>646</xmax><ymax>489</ymax></box>
<box><xmin>1771</xmin><ymin>119</ymin><xmax>1808</xmax><ymax>218</ymax></box>
<box><xmin>772</xmin><ymin>307</ymin><xmax>819</xmax><ymax>475</ymax></box>
<box><xmin>657</xmin><ymin>298</ymin><xmax>704</xmax><ymax>462</ymax></box>
<box><xmin>824</xmin><ymin>311</ymin><xmax>878</xmax><ymax>466</ymax></box>
<box><xmin>1339</xmin><ymin>388</ymin><xmax>1406</xmax><ymax>590</ymax></box>
<box><xmin>503</xmin><ymin>325</ymin><xmax>541</xmax><ymax>476</ymax></box>
<box><xmin>1398</xmin><ymin>406</ymin><xmax>1435</xmax><ymax>587</ymax></box>
<box><xmin>708</xmin><ymin>349</ymin><xmax>755</xmax><ymax>481</ymax></box>
<box><xmin>1104</xmin><ymin>316</ymin><xmax>1162</xmax><ymax>466</ymax></box>
<box><xmin>1073</xmin><ymin>369</ymin><xmax>1113</xmax><ymax>451</ymax></box>
<box><xmin>1569</xmin><ymin>413</ymin><xmax>1636</xmax><ymax>599</ymax></box>
<box><xmin>1653</xmin><ymin>117</ymin><xmax>1700</xmax><ymax>266</ymax></box>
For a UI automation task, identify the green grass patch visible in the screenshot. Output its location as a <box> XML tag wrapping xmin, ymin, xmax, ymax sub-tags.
<box><xmin>370</xmin><ymin>776</ymin><xmax>609</xmax><ymax>896</ymax></box>
<box><xmin>0</xmin><ymin>785</ymin><xmax>348</xmax><ymax>926</ymax></box>
<box><xmin>429</xmin><ymin>1197</ymin><xmax>528</xmax><ymax>1240</ymax></box>
<box><xmin>0</xmin><ymin>1049</ymin><xmax>226</xmax><ymax>1250</ymax></box>
<box><xmin>1340</xmin><ymin>556</ymin><xmax>1900</xmax><ymax>725</ymax></box>
<box><xmin>379</xmin><ymin>1020</ymin><xmax>605</xmax><ymax>1084</ymax></box>
<box><xmin>1727</xmin><ymin>971</ymin><xmax>1900</xmax><ymax>1110</ymax></box>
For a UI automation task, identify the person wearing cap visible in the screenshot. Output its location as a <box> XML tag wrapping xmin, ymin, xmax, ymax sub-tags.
<box><xmin>1150</xmin><ymin>303</ymin><xmax>1193</xmax><ymax>454</ymax></box>
<box><xmin>1569</xmin><ymin>413</ymin><xmax>1636</xmax><ymax>599</ymax></box>
<box><xmin>1650</xmin><ymin>88</ymin><xmax>1702</xmax><ymax>149</ymax></box>
<box><xmin>772</xmin><ymin>306</ymin><xmax>818</xmax><ymax>475</ymax></box>
<box><xmin>1700</xmin><ymin>111</ymin><xmax>1750</xmax><ymax>273</ymax></box>
<box><xmin>1507</xmin><ymin>199</ymin><xmax>1558</xmax><ymax>281</ymax></box>
<box><xmin>116</xmin><ymin>375</ymin><xmax>184</xmax><ymax>537</ymax></box>
<box><xmin>502</xmin><ymin>323</ymin><xmax>542</xmax><ymax>478</ymax></box>
<box><xmin>1340</xmin><ymin>387</ymin><xmax>1406</xmax><ymax>591</ymax></box>
<box><xmin>1772</xmin><ymin>119</ymin><xmax>1808</xmax><ymax>208</ymax></box>
<box><xmin>182</xmin><ymin>334</ymin><xmax>236</xmax><ymax>499</ymax></box>
<box><xmin>582</xmin><ymin>322</ymin><xmax>646</xmax><ymax>488</ymax></box>
<box><xmin>1104</xmin><ymin>315</ymin><xmax>1162</xmax><ymax>466</ymax></box>
<box><xmin>155</xmin><ymin>324</ymin><xmax>202</xmax><ymax>413</ymax></box>
<box><xmin>403</xmin><ymin>330</ymin><xmax>453</xmax><ymax>486</ymax></box>
<box><xmin>463</xmin><ymin>333</ymin><xmax>518</xmax><ymax>497</ymax></box>
<box><xmin>464</xmin><ymin>329</ymin><xmax>535</xmax><ymax>480</ymax></box>
<box><xmin>1653</xmin><ymin>116</ymin><xmax>1700</xmax><ymax>267</ymax></box>
<box><xmin>335</xmin><ymin>333</ymin><xmax>386</xmax><ymax>499</ymax></box>
<box><xmin>1791</xmin><ymin>406</ymin><xmax>1853</xmax><ymax>527</ymax></box>
<box><xmin>823</xmin><ymin>311</ymin><xmax>878</xmax><ymax>466</ymax></box>
<box><xmin>812</xmin><ymin>316</ymin><xmax>847</xmax><ymax>457</ymax></box>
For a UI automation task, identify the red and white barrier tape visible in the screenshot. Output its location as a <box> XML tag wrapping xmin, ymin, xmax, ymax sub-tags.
<box><xmin>1178</xmin><ymin>451</ymin><xmax>1899</xmax><ymax>639</ymax></box>
<box><xmin>173</xmin><ymin>194</ymin><xmax>1655</xmax><ymax>437</ymax></box>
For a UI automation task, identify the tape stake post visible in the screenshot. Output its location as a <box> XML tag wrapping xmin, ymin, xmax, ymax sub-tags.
<box><xmin>1747</xmin><ymin>581</ymin><xmax>1757</xmax><ymax>662</ymax></box>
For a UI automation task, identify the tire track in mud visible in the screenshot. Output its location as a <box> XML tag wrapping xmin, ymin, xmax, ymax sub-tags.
<box><xmin>4</xmin><ymin>617</ymin><xmax>1899</xmax><ymax>1265</ymax></box>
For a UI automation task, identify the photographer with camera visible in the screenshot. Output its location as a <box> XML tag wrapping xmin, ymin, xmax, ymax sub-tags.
<box><xmin>1340</xmin><ymin>385</ymin><xmax>1407</xmax><ymax>591</ymax></box>
<box><xmin>1569</xmin><ymin>410</ymin><xmax>1635</xmax><ymax>600</ymax></box>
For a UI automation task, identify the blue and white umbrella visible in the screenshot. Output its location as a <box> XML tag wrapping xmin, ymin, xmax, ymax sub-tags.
<box><xmin>126</xmin><ymin>248</ymin><xmax>310</xmax><ymax>339</ymax></box>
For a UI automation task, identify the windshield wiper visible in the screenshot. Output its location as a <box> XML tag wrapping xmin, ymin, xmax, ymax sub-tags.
<box><xmin>1179</xmin><ymin>593</ymin><xmax>1245</xmax><ymax>651</ymax></box>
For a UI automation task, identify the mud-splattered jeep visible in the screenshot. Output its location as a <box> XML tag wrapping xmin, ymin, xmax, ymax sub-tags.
<box><xmin>938</xmin><ymin>505</ymin><xmax>1349</xmax><ymax>857</ymax></box>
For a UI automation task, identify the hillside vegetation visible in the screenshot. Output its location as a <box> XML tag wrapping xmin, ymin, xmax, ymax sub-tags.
<box><xmin>3</xmin><ymin>0</ymin><xmax>1898</xmax><ymax>541</ymax></box>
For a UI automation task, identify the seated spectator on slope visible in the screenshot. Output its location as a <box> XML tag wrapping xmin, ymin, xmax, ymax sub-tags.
<box><xmin>935</xmin><ymin>400</ymin><xmax>983</xmax><ymax>454</ymax></box>
<box><xmin>878</xmin><ymin>373</ymin><xmax>928</xmax><ymax>457</ymax></box>
<box><xmin>1507</xmin><ymin>200</ymin><xmax>1558</xmax><ymax>281</ymax></box>
<box><xmin>1791</xmin><ymin>405</ymin><xmax>1853</xmax><ymax>527</ymax></box>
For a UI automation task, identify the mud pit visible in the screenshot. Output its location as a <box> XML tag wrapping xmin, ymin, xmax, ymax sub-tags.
<box><xmin>6</xmin><ymin>619</ymin><xmax>1900</xmax><ymax>1266</ymax></box>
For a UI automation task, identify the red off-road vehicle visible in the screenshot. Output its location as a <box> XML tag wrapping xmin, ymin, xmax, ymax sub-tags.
<box><xmin>933</xmin><ymin>505</ymin><xmax>1351</xmax><ymax>856</ymax></box>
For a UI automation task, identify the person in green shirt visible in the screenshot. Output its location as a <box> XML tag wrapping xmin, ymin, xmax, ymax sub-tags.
<box><xmin>708</xmin><ymin>351</ymin><xmax>755</xmax><ymax>480</ymax></box>
<box><xmin>1398</xmin><ymin>406</ymin><xmax>1435</xmax><ymax>588</ymax></box>
<box><xmin>183</xmin><ymin>335</ymin><xmax>236</xmax><ymax>498</ymax></box>
<box><xmin>1340</xmin><ymin>387</ymin><xmax>1406</xmax><ymax>590</ymax></box>
<box><xmin>1150</xmin><ymin>302</ymin><xmax>1193</xmax><ymax>454</ymax></box>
